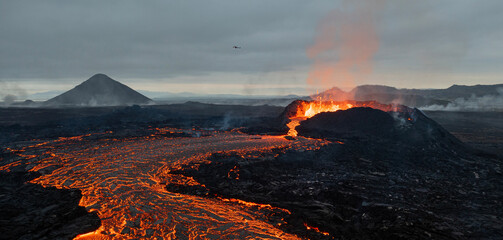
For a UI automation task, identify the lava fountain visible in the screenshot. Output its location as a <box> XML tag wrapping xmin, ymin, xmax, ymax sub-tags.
<box><xmin>284</xmin><ymin>100</ymin><xmax>409</xmax><ymax>137</ymax></box>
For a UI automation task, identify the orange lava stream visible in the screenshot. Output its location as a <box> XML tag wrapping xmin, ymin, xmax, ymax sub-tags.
<box><xmin>2</xmin><ymin>128</ymin><xmax>328</xmax><ymax>239</ymax></box>
<box><xmin>303</xmin><ymin>223</ymin><xmax>330</xmax><ymax>236</ymax></box>
<box><xmin>218</xmin><ymin>198</ymin><xmax>291</xmax><ymax>215</ymax></box>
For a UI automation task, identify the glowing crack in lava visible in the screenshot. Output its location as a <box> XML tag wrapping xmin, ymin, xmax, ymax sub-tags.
<box><xmin>1</xmin><ymin>128</ymin><xmax>329</xmax><ymax>239</ymax></box>
<box><xmin>286</xmin><ymin>100</ymin><xmax>407</xmax><ymax>137</ymax></box>
<box><xmin>304</xmin><ymin>223</ymin><xmax>330</xmax><ymax>236</ymax></box>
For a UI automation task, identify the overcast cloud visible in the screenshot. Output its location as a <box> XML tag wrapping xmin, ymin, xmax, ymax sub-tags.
<box><xmin>0</xmin><ymin>0</ymin><xmax>502</xmax><ymax>95</ymax></box>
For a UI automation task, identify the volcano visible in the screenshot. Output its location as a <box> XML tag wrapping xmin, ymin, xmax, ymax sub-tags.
<box><xmin>281</xmin><ymin>99</ymin><xmax>465</xmax><ymax>153</ymax></box>
<box><xmin>45</xmin><ymin>74</ymin><xmax>152</xmax><ymax>106</ymax></box>
<box><xmin>2</xmin><ymin>97</ymin><xmax>502</xmax><ymax>239</ymax></box>
<box><xmin>281</xmin><ymin>100</ymin><xmax>410</xmax><ymax>137</ymax></box>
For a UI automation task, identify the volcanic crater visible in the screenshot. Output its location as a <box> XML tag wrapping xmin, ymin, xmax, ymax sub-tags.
<box><xmin>1</xmin><ymin>98</ymin><xmax>502</xmax><ymax>239</ymax></box>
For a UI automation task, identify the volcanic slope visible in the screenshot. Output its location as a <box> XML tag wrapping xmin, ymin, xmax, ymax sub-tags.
<box><xmin>176</xmin><ymin>107</ymin><xmax>502</xmax><ymax>239</ymax></box>
<box><xmin>45</xmin><ymin>74</ymin><xmax>152</xmax><ymax>106</ymax></box>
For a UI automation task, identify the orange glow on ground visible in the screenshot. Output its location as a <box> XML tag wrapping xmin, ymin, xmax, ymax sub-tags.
<box><xmin>304</xmin><ymin>222</ymin><xmax>330</xmax><ymax>236</ymax></box>
<box><xmin>1</xmin><ymin>128</ymin><xmax>329</xmax><ymax>239</ymax></box>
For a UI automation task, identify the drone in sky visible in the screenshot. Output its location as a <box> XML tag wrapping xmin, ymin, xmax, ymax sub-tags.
<box><xmin>233</xmin><ymin>46</ymin><xmax>241</xmax><ymax>49</ymax></box>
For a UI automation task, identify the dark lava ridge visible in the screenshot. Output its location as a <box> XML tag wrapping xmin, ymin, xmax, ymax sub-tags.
<box><xmin>296</xmin><ymin>107</ymin><xmax>463</xmax><ymax>148</ymax></box>
<box><xmin>169</xmin><ymin>106</ymin><xmax>503</xmax><ymax>239</ymax></box>
<box><xmin>0</xmin><ymin>171</ymin><xmax>101</xmax><ymax>240</ymax></box>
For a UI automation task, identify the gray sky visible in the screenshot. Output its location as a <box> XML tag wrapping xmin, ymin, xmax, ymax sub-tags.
<box><xmin>1</xmin><ymin>0</ymin><xmax>502</xmax><ymax>95</ymax></box>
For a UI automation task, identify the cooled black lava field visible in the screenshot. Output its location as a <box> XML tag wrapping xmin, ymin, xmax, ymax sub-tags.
<box><xmin>1</xmin><ymin>103</ymin><xmax>502</xmax><ymax>239</ymax></box>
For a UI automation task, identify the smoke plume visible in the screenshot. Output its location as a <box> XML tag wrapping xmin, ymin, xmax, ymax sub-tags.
<box><xmin>421</xmin><ymin>88</ymin><xmax>503</xmax><ymax>111</ymax></box>
<box><xmin>306</xmin><ymin>1</ymin><xmax>385</xmax><ymax>91</ymax></box>
<box><xmin>0</xmin><ymin>81</ymin><xmax>28</xmax><ymax>105</ymax></box>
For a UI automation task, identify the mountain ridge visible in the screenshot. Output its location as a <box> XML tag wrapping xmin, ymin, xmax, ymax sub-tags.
<box><xmin>312</xmin><ymin>83</ymin><xmax>503</xmax><ymax>107</ymax></box>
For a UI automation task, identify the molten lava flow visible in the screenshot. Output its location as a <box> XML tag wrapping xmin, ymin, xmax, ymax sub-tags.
<box><xmin>287</xmin><ymin>120</ymin><xmax>301</xmax><ymax>137</ymax></box>
<box><xmin>292</xmin><ymin>101</ymin><xmax>354</xmax><ymax>119</ymax></box>
<box><xmin>219</xmin><ymin>197</ymin><xmax>291</xmax><ymax>214</ymax></box>
<box><xmin>304</xmin><ymin>222</ymin><xmax>330</xmax><ymax>236</ymax></box>
<box><xmin>1</xmin><ymin>128</ymin><xmax>329</xmax><ymax>239</ymax></box>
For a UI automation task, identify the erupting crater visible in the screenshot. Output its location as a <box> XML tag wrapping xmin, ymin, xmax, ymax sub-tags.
<box><xmin>283</xmin><ymin>100</ymin><xmax>410</xmax><ymax>137</ymax></box>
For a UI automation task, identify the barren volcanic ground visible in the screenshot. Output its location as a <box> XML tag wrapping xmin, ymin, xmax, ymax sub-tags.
<box><xmin>1</xmin><ymin>103</ymin><xmax>502</xmax><ymax>239</ymax></box>
<box><xmin>424</xmin><ymin>111</ymin><xmax>503</xmax><ymax>156</ymax></box>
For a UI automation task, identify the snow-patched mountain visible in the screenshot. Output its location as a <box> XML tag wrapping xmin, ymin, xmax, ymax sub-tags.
<box><xmin>45</xmin><ymin>74</ymin><xmax>152</xmax><ymax>106</ymax></box>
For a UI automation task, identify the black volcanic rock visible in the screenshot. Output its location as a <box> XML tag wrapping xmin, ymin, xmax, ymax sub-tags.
<box><xmin>177</xmin><ymin>138</ymin><xmax>503</xmax><ymax>239</ymax></box>
<box><xmin>170</xmin><ymin>106</ymin><xmax>502</xmax><ymax>239</ymax></box>
<box><xmin>45</xmin><ymin>74</ymin><xmax>152</xmax><ymax>106</ymax></box>
<box><xmin>296</xmin><ymin>107</ymin><xmax>464</xmax><ymax>148</ymax></box>
<box><xmin>281</xmin><ymin>100</ymin><xmax>410</xmax><ymax>120</ymax></box>
<box><xmin>296</xmin><ymin>107</ymin><xmax>396</xmax><ymax>138</ymax></box>
<box><xmin>0</xmin><ymin>171</ymin><xmax>101</xmax><ymax>240</ymax></box>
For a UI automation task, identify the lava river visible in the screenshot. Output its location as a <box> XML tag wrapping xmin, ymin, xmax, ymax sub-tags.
<box><xmin>1</xmin><ymin>128</ymin><xmax>329</xmax><ymax>239</ymax></box>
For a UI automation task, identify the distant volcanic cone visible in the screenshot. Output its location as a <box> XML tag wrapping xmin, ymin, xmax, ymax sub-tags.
<box><xmin>45</xmin><ymin>74</ymin><xmax>152</xmax><ymax>106</ymax></box>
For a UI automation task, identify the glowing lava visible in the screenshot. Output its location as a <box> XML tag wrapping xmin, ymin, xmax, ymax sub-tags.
<box><xmin>1</xmin><ymin>128</ymin><xmax>329</xmax><ymax>239</ymax></box>
<box><xmin>285</xmin><ymin>100</ymin><xmax>408</xmax><ymax>137</ymax></box>
<box><xmin>287</xmin><ymin>100</ymin><xmax>354</xmax><ymax>137</ymax></box>
<box><xmin>287</xmin><ymin>120</ymin><xmax>301</xmax><ymax>137</ymax></box>
<box><xmin>303</xmin><ymin>222</ymin><xmax>330</xmax><ymax>236</ymax></box>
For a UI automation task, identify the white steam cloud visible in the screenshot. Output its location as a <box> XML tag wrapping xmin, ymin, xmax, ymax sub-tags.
<box><xmin>421</xmin><ymin>88</ymin><xmax>503</xmax><ymax>111</ymax></box>
<box><xmin>0</xmin><ymin>81</ymin><xmax>28</xmax><ymax>105</ymax></box>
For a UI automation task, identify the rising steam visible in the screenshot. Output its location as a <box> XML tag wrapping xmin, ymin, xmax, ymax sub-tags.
<box><xmin>421</xmin><ymin>88</ymin><xmax>503</xmax><ymax>111</ymax></box>
<box><xmin>306</xmin><ymin>1</ymin><xmax>385</xmax><ymax>91</ymax></box>
<box><xmin>0</xmin><ymin>81</ymin><xmax>27</xmax><ymax>105</ymax></box>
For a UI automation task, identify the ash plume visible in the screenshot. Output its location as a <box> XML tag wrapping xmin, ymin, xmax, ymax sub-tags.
<box><xmin>421</xmin><ymin>88</ymin><xmax>503</xmax><ymax>111</ymax></box>
<box><xmin>306</xmin><ymin>0</ymin><xmax>385</xmax><ymax>92</ymax></box>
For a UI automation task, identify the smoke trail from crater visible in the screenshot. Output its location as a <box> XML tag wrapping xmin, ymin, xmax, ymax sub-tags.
<box><xmin>306</xmin><ymin>0</ymin><xmax>385</xmax><ymax>92</ymax></box>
